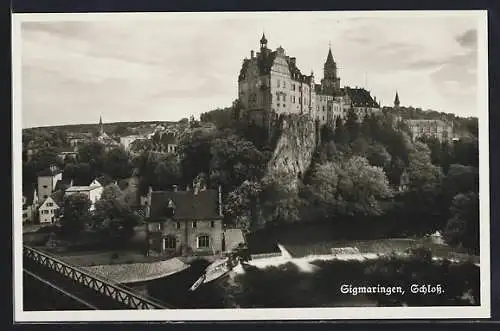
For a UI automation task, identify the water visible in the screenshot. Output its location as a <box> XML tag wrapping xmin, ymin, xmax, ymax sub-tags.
<box><xmin>139</xmin><ymin>244</ymin><xmax>480</xmax><ymax>309</ymax></box>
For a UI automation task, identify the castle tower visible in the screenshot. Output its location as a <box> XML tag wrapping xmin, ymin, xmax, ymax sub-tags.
<box><xmin>394</xmin><ymin>91</ymin><xmax>400</xmax><ymax>109</ymax></box>
<box><xmin>260</xmin><ymin>33</ymin><xmax>268</xmax><ymax>50</ymax></box>
<box><xmin>321</xmin><ymin>45</ymin><xmax>341</xmax><ymax>95</ymax></box>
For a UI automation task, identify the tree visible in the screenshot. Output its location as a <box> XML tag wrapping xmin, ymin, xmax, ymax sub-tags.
<box><xmin>224</xmin><ymin>180</ymin><xmax>263</xmax><ymax>230</ymax></box>
<box><xmin>154</xmin><ymin>154</ymin><xmax>182</xmax><ymax>190</ymax></box>
<box><xmin>95</xmin><ymin>184</ymin><xmax>139</xmax><ymax>243</ymax></box>
<box><xmin>103</xmin><ymin>147</ymin><xmax>133</xmax><ymax>180</ymax></box>
<box><xmin>443</xmin><ymin>192</ymin><xmax>479</xmax><ymax>254</ymax></box>
<box><xmin>179</xmin><ymin>128</ymin><xmax>221</xmax><ymax>185</ymax></box>
<box><xmin>260</xmin><ymin>172</ymin><xmax>304</xmax><ymax>226</ymax></box>
<box><xmin>209</xmin><ymin>135</ymin><xmax>268</xmax><ymax>191</ymax></box>
<box><xmin>344</xmin><ymin>109</ymin><xmax>360</xmax><ymax>141</ymax></box>
<box><xmin>407</xmin><ymin>142</ymin><xmax>443</xmax><ymax>193</ymax></box>
<box><xmin>403</xmin><ymin>142</ymin><xmax>446</xmax><ymax>235</ymax></box>
<box><xmin>333</xmin><ymin>117</ymin><xmax>349</xmax><ymax>145</ymax></box>
<box><xmin>366</xmin><ymin>142</ymin><xmax>392</xmax><ymax>169</ymax></box>
<box><xmin>451</xmin><ymin>137</ymin><xmax>479</xmax><ymax>168</ymax></box>
<box><xmin>61</xmin><ymin>194</ymin><xmax>92</xmax><ymax>237</ymax></box>
<box><xmin>306</xmin><ymin>156</ymin><xmax>393</xmax><ymax>219</ymax></box>
<box><xmin>442</xmin><ymin>164</ymin><xmax>479</xmax><ymax>203</ymax></box>
<box><xmin>77</xmin><ymin>141</ymin><xmax>106</xmax><ymax>178</ymax></box>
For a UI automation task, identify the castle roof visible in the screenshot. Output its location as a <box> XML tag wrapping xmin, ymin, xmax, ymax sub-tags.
<box><xmin>342</xmin><ymin>87</ymin><xmax>379</xmax><ymax>108</ymax></box>
<box><xmin>149</xmin><ymin>189</ymin><xmax>221</xmax><ymax>221</ymax></box>
<box><xmin>238</xmin><ymin>48</ymin><xmax>312</xmax><ymax>85</ymax></box>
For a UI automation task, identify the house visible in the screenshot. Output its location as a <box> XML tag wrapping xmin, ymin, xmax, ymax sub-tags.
<box><xmin>22</xmin><ymin>187</ymin><xmax>39</xmax><ymax>224</ymax></box>
<box><xmin>37</xmin><ymin>165</ymin><xmax>63</xmax><ymax>202</ymax></box>
<box><xmin>38</xmin><ymin>196</ymin><xmax>60</xmax><ymax>224</ymax></box>
<box><xmin>145</xmin><ymin>184</ymin><xmax>225</xmax><ymax>257</ymax></box>
<box><xmin>120</xmin><ymin>135</ymin><xmax>147</xmax><ymax>151</ymax></box>
<box><xmin>57</xmin><ymin>150</ymin><xmax>78</xmax><ymax>162</ymax></box>
<box><xmin>64</xmin><ymin>179</ymin><xmax>103</xmax><ymax>211</ymax></box>
<box><xmin>398</xmin><ymin>170</ymin><xmax>410</xmax><ymax>192</ymax></box>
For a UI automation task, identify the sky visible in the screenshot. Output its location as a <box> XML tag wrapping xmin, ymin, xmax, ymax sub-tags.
<box><xmin>17</xmin><ymin>11</ymin><xmax>482</xmax><ymax>128</ymax></box>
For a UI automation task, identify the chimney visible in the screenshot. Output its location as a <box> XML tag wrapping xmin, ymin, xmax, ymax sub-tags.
<box><xmin>218</xmin><ymin>185</ymin><xmax>223</xmax><ymax>216</ymax></box>
<box><xmin>250</xmin><ymin>50</ymin><xmax>254</xmax><ymax>58</ymax></box>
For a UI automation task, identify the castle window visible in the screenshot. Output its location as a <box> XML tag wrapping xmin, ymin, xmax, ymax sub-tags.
<box><xmin>192</xmin><ymin>221</ymin><xmax>197</xmax><ymax>228</ymax></box>
<box><xmin>197</xmin><ymin>235</ymin><xmax>210</xmax><ymax>249</ymax></box>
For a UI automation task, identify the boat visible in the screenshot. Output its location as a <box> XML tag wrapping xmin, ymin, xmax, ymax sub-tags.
<box><xmin>189</xmin><ymin>274</ymin><xmax>206</xmax><ymax>291</ymax></box>
<box><xmin>188</xmin><ymin>257</ymin><xmax>234</xmax><ymax>291</ymax></box>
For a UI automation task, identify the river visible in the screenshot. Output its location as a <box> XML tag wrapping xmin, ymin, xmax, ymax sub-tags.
<box><xmin>131</xmin><ymin>242</ymin><xmax>479</xmax><ymax>309</ymax></box>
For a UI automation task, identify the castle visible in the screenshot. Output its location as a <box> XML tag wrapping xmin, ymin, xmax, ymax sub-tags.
<box><xmin>237</xmin><ymin>34</ymin><xmax>380</xmax><ymax>126</ymax></box>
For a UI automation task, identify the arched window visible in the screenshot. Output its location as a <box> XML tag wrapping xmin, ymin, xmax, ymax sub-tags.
<box><xmin>197</xmin><ymin>235</ymin><xmax>210</xmax><ymax>249</ymax></box>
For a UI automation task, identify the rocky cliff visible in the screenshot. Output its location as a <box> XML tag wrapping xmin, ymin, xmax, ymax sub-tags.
<box><xmin>265</xmin><ymin>114</ymin><xmax>319</xmax><ymax>187</ymax></box>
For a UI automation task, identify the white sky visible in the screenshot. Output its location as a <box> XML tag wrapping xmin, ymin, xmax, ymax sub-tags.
<box><xmin>17</xmin><ymin>11</ymin><xmax>481</xmax><ymax>128</ymax></box>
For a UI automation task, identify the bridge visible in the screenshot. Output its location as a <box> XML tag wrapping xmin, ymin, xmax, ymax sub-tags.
<box><xmin>23</xmin><ymin>245</ymin><xmax>173</xmax><ymax>310</ymax></box>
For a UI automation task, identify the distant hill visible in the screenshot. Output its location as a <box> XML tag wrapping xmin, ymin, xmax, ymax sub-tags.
<box><xmin>23</xmin><ymin>120</ymin><xmax>186</xmax><ymax>135</ymax></box>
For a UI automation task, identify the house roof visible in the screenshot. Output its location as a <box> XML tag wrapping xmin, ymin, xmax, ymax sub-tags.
<box><xmin>65</xmin><ymin>184</ymin><xmax>100</xmax><ymax>192</ymax></box>
<box><xmin>51</xmin><ymin>189</ymin><xmax>65</xmax><ymax>206</ymax></box>
<box><xmin>37</xmin><ymin>167</ymin><xmax>62</xmax><ymax>177</ymax></box>
<box><xmin>54</xmin><ymin>178</ymin><xmax>72</xmax><ymax>192</ymax></box>
<box><xmin>150</xmin><ymin>189</ymin><xmax>221</xmax><ymax>220</ymax></box>
<box><xmin>40</xmin><ymin>196</ymin><xmax>59</xmax><ymax>209</ymax></box>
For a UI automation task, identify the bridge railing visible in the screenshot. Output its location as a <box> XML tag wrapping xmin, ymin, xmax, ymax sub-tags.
<box><xmin>23</xmin><ymin>245</ymin><xmax>170</xmax><ymax>310</ymax></box>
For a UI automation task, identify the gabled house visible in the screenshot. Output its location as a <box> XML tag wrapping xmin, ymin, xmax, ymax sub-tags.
<box><xmin>64</xmin><ymin>179</ymin><xmax>103</xmax><ymax>211</ymax></box>
<box><xmin>38</xmin><ymin>196</ymin><xmax>60</xmax><ymax>224</ymax></box>
<box><xmin>145</xmin><ymin>184</ymin><xmax>225</xmax><ymax>257</ymax></box>
<box><xmin>22</xmin><ymin>187</ymin><xmax>39</xmax><ymax>224</ymax></box>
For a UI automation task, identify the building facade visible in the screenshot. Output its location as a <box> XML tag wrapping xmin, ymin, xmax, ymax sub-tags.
<box><xmin>238</xmin><ymin>34</ymin><xmax>380</xmax><ymax>126</ymax></box>
<box><xmin>37</xmin><ymin>165</ymin><xmax>62</xmax><ymax>202</ymax></box>
<box><xmin>38</xmin><ymin>196</ymin><xmax>60</xmax><ymax>224</ymax></box>
<box><xmin>145</xmin><ymin>185</ymin><xmax>224</xmax><ymax>257</ymax></box>
<box><xmin>64</xmin><ymin>179</ymin><xmax>103</xmax><ymax>211</ymax></box>
<box><xmin>405</xmin><ymin>119</ymin><xmax>454</xmax><ymax>143</ymax></box>
<box><xmin>22</xmin><ymin>188</ymin><xmax>39</xmax><ymax>224</ymax></box>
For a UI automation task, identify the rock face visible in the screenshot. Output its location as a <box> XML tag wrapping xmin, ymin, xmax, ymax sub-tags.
<box><xmin>266</xmin><ymin>114</ymin><xmax>319</xmax><ymax>187</ymax></box>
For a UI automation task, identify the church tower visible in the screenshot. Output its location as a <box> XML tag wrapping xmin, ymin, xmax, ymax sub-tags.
<box><xmin>394</xmin><ymin>91</ymin><xmax>400</xmax><ymax>109</ymax></box>
<box><xmin>321</xmin><ymin>46</ymin><xmax>341</xmax><ymax>95</ymax></box>
<box><xmin>98</xmin><ymin>115</ymin><xmax>104</xmax><ymax>136</ymax></box>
